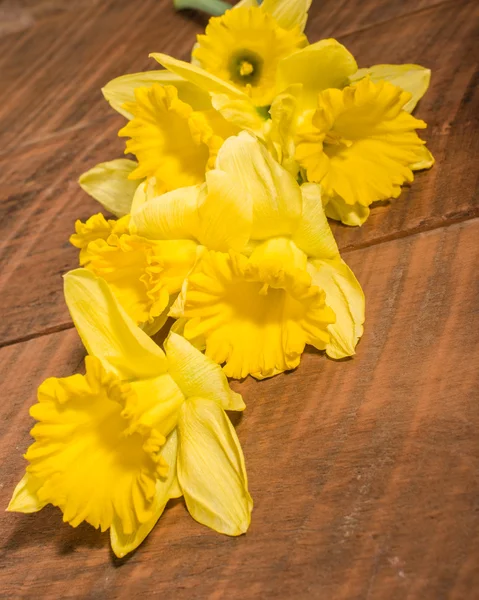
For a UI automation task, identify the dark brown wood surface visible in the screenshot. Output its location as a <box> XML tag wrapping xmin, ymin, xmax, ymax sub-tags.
<box><xmin>0</xmin><ymin>0</ymin><xmax>478</xmax><ymax>598</ymax></box>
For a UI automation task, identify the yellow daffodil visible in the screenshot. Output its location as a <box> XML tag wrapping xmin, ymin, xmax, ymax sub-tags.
<box><xmin>70</xmin><ymin>212</ymin><xmax>197</xmax><ymax>335</ymax></box>
<box><xmin>294</xmin><ymin>77</ymin><xmax>432</xmax><ymax>226</ymax></box>
<box><xmin>192</xmin><ymin>5</ymin><xmax>307</xmax><ymax>106</ymax></box>
<box><xmin>130</xmin><ymin>132</ymin><xmax>365</xmax><ymax>379</ymax></box>
<box><xmin>8</xmin><ymin>269</ymin><xmax>252</xmax><ymax>558</ymax></box>
<box><xmin>79</xmin><ymin>73</ymin><xmax>238</xmax><ymax>215</ymax></box>
<box><xmin>118</xmin><ymin>84</ymin><xmax>235</xmax><ymax>194</ymax></box>
<box><xmin>171</xmin><ymin>239</ymin><xmax>335</xmax><ymax>379</ymax></box>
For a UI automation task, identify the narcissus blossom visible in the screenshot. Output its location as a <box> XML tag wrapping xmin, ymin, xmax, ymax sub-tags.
<box><xmin>78</xmin><ymin>74</ymin><xmax>239</xmax><ymax>215</ymax></box>
<box><xmin>130</xmin><ymin>132</ymin><xmax>365</xmax><ymax>379</ymax></box>
<box><xmin>8</xmin><ymin>270</ymin><xmax>251</xmax><ymax>558</ymax></box>
<box><xmin>70</xmin><ymin>214</ymin><xmax>197</xmax><ymax>335</ymax></box>
<box><xmin>172</xmin><ymin>239</ymin><xmax>335</xmax><ymax>379</ymax></box>
<box><xmin>193</xmin><ymin>4</ymin><xmax>307</xmax><ymax>106</ymax></box>
<box><xmin>118</xmin><ymin>84</ymin><xmax>231</xmax><ymax>193</ymax></box>
<box><xmin>295</xmin><ymin>77</ymin><xmax>432</xmax><ymax>226</ymax></box>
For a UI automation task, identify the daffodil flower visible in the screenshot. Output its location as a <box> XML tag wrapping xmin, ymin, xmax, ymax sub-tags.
<box><xmin>79</xmin><ymin>73</ymin><xmax>240</xmax><ymax>215</ymax></box>
<box><xmin>294</xmin><ymin>77</ymin><xmax>434</xmax><ymax>226</ymax></box>
<box><xmin>130</xmin><ymin>132</ymin><xmax>365</xmax><ymax>379</ymax></box>
<box><xmin>8</xmin><ymin>269</ymin><xmax>252</xmax><ymax>558</ymax></box>
<box><xmin>117</xmin><ymin>84</ymin><xmax>239</xmax><ymax>194</ymax></box>
<box><xmin>191</xmin><ymin>3</ymin><xmax>308</xmax><ymax>106</ymax></box>
<box><xmin>70</xmin><ymin>210</ymin><xmax>198</xmax><ymax>335</ymax></box>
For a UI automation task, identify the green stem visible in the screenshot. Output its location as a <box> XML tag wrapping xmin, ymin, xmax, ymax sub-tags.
<box><xmin>173</xmin><ymin>0</ymin><xmax>231</xmax><ymax>16</ymax></box>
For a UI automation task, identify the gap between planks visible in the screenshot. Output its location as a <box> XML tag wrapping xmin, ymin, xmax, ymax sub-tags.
<box><xmin>324</xmin><ymin>0</ymin><xmax>457</xmax><ymax>39</ymax></box>
<box><xmin>2</xmin><ymin>215</ymin><xmax>477</xmax><ymax>350</ymax></box>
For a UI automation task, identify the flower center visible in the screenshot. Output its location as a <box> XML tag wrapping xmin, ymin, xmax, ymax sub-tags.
<box><xmin>119</xmin><ymin>85</ymin><xmax>221</xmax><ymax>192</ymax></box>
<box><xmin>229</xmin><ymin>49</ymin><xmax>263</xmax><ymax>86</ymax></box>
<box><xmin>176</xmin><ymin>247</ymin><xmax>335</xmax><ymax>379</ymax></box>
<box><xmin>239</xmin><ymin>60</ymin><xmax>254</xmax><ymax>76</ymax></box>
<box><xmin>324</xmin><ymin>130</ymin><xmax>353</xmax><ymax>148</ymax></box>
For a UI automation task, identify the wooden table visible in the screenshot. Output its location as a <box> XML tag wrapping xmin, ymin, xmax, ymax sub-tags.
<box><xmin>0</xmin><ymin>0</ymin><xmax>478</xmax><ymax>597</ymax></box>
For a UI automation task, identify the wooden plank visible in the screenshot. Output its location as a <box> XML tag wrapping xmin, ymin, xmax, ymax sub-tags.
<box><xmin>0</xmin><ymin>0</ymin><xmax>100</xmax><ymax>38</ymax></box>
<box><xmin>306</xmin><ymin>0</ymin><xmax>447</xmax><ymax>38</ymax></box>
<box><xmin>1</xmin><ymin>219</ymin><xmax>477</xmax><ymax>598</ymax></box>
<box><xmin>0</xmin><ymin>118</ymin><xmax>124</xmax><ymax>346</ymax></box>
<box><xmin>330</xmin><ymin>0</ymin><xmax>479</xmax><ymax>250</ymax></box>
<box><xmin>0</xmin><ymin>0</ymin><xmax>208</xmax><ymax>154</ymax></box>
<box><xmin>0</xmin><ymin>0</ymin><xmax>451</xmax><ymax>154</ymax></box>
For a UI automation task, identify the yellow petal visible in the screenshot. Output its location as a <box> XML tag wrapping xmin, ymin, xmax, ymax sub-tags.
<box><xmin>293</xmin><ymin>182</ymin><xmax>339</xmax><ymax>259</ymax></box>
<box><xmin>82</xmin><ymin>234</ymin><xmax>197</xmax><ymax>329</ymax></box>
<box><xmin>324</xmin><ymin>197</ymin><xmax>371</xmax><ymax>227</ymax></box>
<box><xmin>268</xmin><ymin>83</ymin><xmax>303</xmax><ymax>166</ymax></box>
<box><xmin>130</xmin><ymin>185</ymin><xmax>201</xmax><ymax>241</ymax></box>
<box><xmin>210</xmin><ymin>93</ymin><xmax>265</xmax><ymax>136</ymax></box>
<box><xmin>102</xmin><ymin>70</ymin><xmax>212</xmax><ymax>119</ymax></box>
<box><xmin>215</xmin><ymin>132</ymin><xmax>302</xmax><ymax>239</ymax></box>
<box><xmin>197</xmin><ymin>169</ymin><xmax>252</xmax><ymax>252</ymax></box>
<box><xmin>26</xmin><ymin>357</ymin><xmax>168</xmax><ymax>535</ymax></box>
<box><xmin>234</xmin><ymin>0</ymin><xmax>259</xmax><ymax>8</ymax></box>
<box><xmin>165</xmin><ymin>332</ymin><xmax>245</xmax><ymax>411</ymax></box>
<box><xmin>201</xmin><ymin>107</ymin><xmax>242</xmax><ymax>140</ymax></box>
<box><xmin>192</xmin><ymin>6</ymin><xmax>307</xmax><ymax>106</ymax></box>
<box><xmin>64</xmin><ymin>269</ymin><xmax>167</xmax><ymax>379</ymax></box>
<box><xmin>277</xmin><ymin>39</ymin><xmax>358</xmax><ymax>108</ymax></box>
<box><xmin>349</xmin><ymin>64</ymin><xmax>431</xmax><ymax>113</ymax></box>
<box><xmin>110</xmin><ymin>429</ymin><xmax>180</xmax><ymax>558</ymax></box>
<box><xmin>410</xmin><ymin>144</ymin><xmax>435</xmax><ymax>171</ymax></box>
<box><xmin>261</xmin><ymin>0</ymin><xmax>311</xmax><ymax>31</ymax></box>
<box><xmin>308</xmin><ymin>257</ymin><xmax>365</xmax><ymax>358</ymax></box>
<box><xmin>78</xmin><ymin>159</ymin><xmax>140</xmax><ymax>217</ymax></box>
<box><xmin>150</xmin><ymin>53</ymin><xmax>246</xmax><ymax>98</ymax></box>
<box><xmin>128</xmin><ymin>373</ymin><xmax>185</xmax><ymax>437</ymax></box>
<box><xmin>7</xmin><ymin>472</ymin><xmax>47</xmax><ymax>513</ymax></box>
<box><xmin>177</xmin><ymin>398</ymin><xmax>252</xmax><ymax>535</ymax></box>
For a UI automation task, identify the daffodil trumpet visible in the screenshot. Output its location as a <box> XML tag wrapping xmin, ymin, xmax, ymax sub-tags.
<box><xmin>8</xmin><ymin>269</ymin><xmax>252</xmax><ymax>558</ymax></box>
<box><xmin>130</xmin><ymin>132</ymin><xmax>365</xmax><ymax>379</ymax></box>
<box><xmin>295</xmin><ymin>76</ymin><xmax>433</xmax><ymax>226</ymax></box>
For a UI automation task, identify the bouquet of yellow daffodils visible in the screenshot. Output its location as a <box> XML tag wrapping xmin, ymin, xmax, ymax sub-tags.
<box><xmin>8</xmin><ymin>0</ymin><xmax>433</xmax><ymax>558</ymax></box>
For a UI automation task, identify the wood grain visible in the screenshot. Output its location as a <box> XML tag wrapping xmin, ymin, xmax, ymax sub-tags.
<box><xmin>306</xmin><ymin>0</ymin><xmax>448</xmax><ymax>38</ymax></box>
<box><xmin>1</xmin><ymin>220</ymin><xmax>478</xmax><ymax>599</ymax></box>
<box><xmin>0</xmin><ymin>118</ymin><xmax>125</xmax><ymax>346</ymax></box>
<box><xmin>0</xmin><ymin>0</ymin><xmax>99</xmax><ymax>38</ymax></box>
<box><xmin>0</xmin><ymin>0</ymin><xmax>208</xmax><ymax>154</ymax></box>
